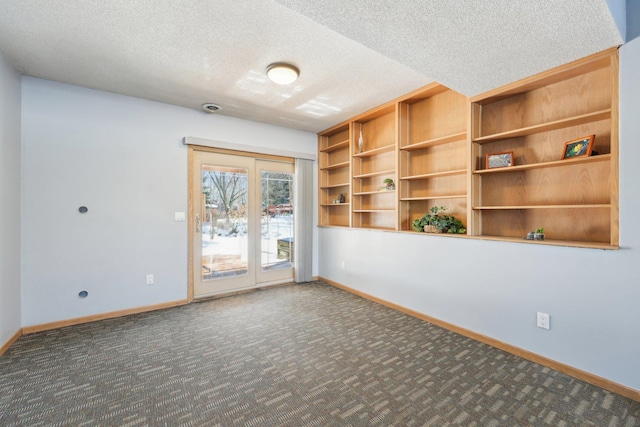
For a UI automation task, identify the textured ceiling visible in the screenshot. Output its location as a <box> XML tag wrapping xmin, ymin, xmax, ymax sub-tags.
<box><xmin>274</xmin><ymin>0</ymin><xmax>624</xmax><ymax>96</ymax></box>
<box><xmin>0</xmin><ymin>1</ymin><xmax>624</xmax><ymax>133</ymax></box>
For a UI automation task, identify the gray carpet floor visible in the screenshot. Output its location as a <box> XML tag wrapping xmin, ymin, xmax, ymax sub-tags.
<box><xmin>1</xmin><ymin>281</ymin><xmax>639</xmax><ymax>426</ymax></box>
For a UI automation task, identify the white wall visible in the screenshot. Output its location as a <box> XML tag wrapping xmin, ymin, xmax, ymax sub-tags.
<box><xmin>0</xmin><ymin>51</ymin><xmax>22</xmax><ymax>347</ymax></box>
<box><xmin>319</xmin><ymin>40</ymin><xmax>640</xmax><ymax>391</ymax></box>
<box><xmin>21</xmin><ymin>78</ymin><xmax>318</xmax><ymax>327</ymax></box>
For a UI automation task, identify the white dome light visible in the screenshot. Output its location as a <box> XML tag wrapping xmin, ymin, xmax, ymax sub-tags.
<box><xmin>266</xmin><ymin>63</ymin><xmax>299</xmax><ymax>85</ymax></box>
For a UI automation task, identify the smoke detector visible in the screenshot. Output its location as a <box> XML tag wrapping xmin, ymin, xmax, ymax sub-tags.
<box><xmin>202</xmin><ymin>103</ymin><xmax>222</xmax><ymax>113</ymax></box>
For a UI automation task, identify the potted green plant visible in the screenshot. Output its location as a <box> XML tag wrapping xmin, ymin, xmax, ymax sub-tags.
<box><xmin>412</xmin><ymin>206</ymin><xmax>466</xmax><ymax>234</ymax></box>
<box><xmin>534</xmin><ymin>227</ymin><xmax>545</xmax><ymax>240</ymax></box>
<box><xmin>412</xmin><ymin>214</ymin><xmax>429</xmax><ymax>232</ymax></box>
<box><xmin>382</xmin><ymin>178</ymin><xmax>395</xmax><ymax>190</ymax></box>
<box><xmin>424</xmin><ymin>205</ymin><xmax>444</xmax><ymax>233</ymax></box>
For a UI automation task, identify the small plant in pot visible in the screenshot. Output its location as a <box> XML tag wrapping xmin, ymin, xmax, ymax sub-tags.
<box><xmin>412</xmin><ymin>214</ymin><xmax>430</xmax><ymax>232</ymax></box>
<box><xmin>412</xmin><ymin>206</ymin><xmax>466</xmax><ymax>234</ymax></box>
<box><xmin>534</xmin><ymin>227</ymin><xmax>545</xmax><ymax>240</ymax></box>
<box><xmin>382</xmin><ymin>178</ymin><xmax>395</xmax><ymax>190</ymax></box>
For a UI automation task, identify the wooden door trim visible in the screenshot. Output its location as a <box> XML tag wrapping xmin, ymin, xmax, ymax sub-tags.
<box><xmin>188</xmin><ymin>146</ymin><xmax>294</xmax><ymax>300</ymax></box>
<box><xmin>190</xmin><ymin>145</ymin><xmax>293</xmax><ymax>162</ymax></box>
<box><xmin>187</xmin><ymin>147</ymin><xmax>195</xmax><ymax>302</ymax></box>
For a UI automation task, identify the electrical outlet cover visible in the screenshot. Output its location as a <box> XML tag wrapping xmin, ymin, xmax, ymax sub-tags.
<box><xmin>537</xmin><ymin>312</ymin><xmax>550</xmax><ymax>330</ymax></box>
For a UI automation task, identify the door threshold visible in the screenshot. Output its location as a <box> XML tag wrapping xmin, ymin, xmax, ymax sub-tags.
<box><xmin>194</xmin><ymin>279</ymin><xmax>296</xmax><ymax>302</ymax></box>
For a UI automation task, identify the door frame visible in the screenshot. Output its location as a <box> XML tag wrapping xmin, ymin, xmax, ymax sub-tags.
<box><xmin>187</xmin><ymin>145</ymin><xmax>295</xmax><ymax>301</ymax></box>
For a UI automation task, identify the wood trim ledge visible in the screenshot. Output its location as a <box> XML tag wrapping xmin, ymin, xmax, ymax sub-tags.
<box><xmin>320</xmin><ymin>276</ymin><xmax>640</xmax><ymax>403</ymax></box>
<box><xmin>22</xmin><ymin>299</ymin><xmax>189</xmax><ymax>334</ymax></box>
<box><xmin>0</xmin><ymin>328</ymin><xmax>23</xmax><ymax>356</ymax></box>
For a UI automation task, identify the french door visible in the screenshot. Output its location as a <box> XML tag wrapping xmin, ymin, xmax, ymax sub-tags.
<box><xmin>192</xmin><ymin>150</ymin><xmax>294</xmax><ymax>298</ymax></box>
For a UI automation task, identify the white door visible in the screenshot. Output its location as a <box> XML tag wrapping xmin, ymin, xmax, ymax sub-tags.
<box><xmin>192</xmin><ymin>150</ymin><xmax>294</xmax><ymax>298</ymax></box>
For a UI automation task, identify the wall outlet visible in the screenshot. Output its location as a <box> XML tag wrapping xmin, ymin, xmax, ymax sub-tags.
<box><xmin>341</xmin><ymin>261</ymin><xmax>346</xmax><ymax>270</ymax></box>
<box><xmin>146</xmin><ymin>274</ymin><xmax>154</xmax><ymax>285</ymax></box>
<box><xmin>537</xmin><ymin>312</ymin><xmax>550</xmax><ymax>330</ymax></box>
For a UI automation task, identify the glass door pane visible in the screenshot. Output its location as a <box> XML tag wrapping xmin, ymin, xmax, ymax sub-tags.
<box><xmin>201</xmin><ymin>165</ymin><xmax>249</xmax><ymax>280</ymax></box>
<box><xmin>261</xmin><ymin>170</ymin><xmax>294</xmax><ymax>271</ymax></box>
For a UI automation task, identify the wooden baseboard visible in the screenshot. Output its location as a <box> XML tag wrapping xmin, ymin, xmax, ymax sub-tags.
<box><xmin>320</xmin><ymin>276</ymin><xmax>640</xmax><ymax>403</ymax></box>
<box><xmin>22</xmin><ymin>299</ymin><xmax>189</xmax><ymax>334</ymax></box>
<box><xmin>0</xmin><ymin>328</ymin><xmax>23</xmax><ymax>356</ymax></box>
<box><xmin>14</xmin><ymin>279</ymin><xmax>309</xmax><ymax>347</ymax></box>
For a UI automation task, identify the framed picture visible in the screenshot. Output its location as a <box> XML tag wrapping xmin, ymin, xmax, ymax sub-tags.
<box><xmin>486</xmin><ymin>151</ymin><xmax>514</xmax><ymax>169</ymax></box>
<box><xmin>562</xmin><ymin>135</ymin><xmax>595</xmax><ymax>160</ymax></box>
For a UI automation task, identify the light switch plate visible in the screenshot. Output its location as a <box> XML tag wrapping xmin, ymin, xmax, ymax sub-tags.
<box><xmin>174</xmin><ymin>212</ymin><xmax>186</xmax><ymax>221</ymax></box>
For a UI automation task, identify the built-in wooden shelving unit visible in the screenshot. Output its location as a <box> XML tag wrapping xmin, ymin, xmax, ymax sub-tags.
<box><xmin>398</xmin><ymin>83</ymin><xmax>469</xmax><ymax>232</ymax></box>
<box><xmin>351</xmin><ymin>105</ymin><xmax>397</xmax><ymax>230</ymax></box>
<box><xmin>470</xmin><ymin>48</ymin><xmax>618</xmax><ymax>248</ymax></box>
<box><xmin>317</xmin><ymin>47</ymin><xmax>619</xmax><ymax>249</ymax></box>
<box><xmin>318</xmin><ymin>124</ymin><xmax>351</xmax><ymax>227</ymax></box>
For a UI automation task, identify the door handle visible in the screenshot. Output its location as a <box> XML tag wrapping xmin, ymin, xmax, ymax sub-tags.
<box><xmin>195</xmin><ymin>214</ymin><xmax>201</xmax><ymax>233</ymax></box>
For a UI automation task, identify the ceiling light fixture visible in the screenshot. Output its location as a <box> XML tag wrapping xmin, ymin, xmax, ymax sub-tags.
<box><xmin>266</xmin><ymin>63</ymin><xmax>299</xmax><ymax>85</ymax></box>
<box><xmin>202</xmin><ymin>103</ymin><xmax>222</xmax><ymax>113</ymax></box>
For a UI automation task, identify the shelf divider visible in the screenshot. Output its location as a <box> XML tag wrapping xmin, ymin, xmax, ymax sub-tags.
<box><xmin>353</xmin><ymin>190</ymin><xmax>396</xmax><ymax>196</ymax></box>
<box><xmin>320</xmin><ymin>182</ymin><xmax>349</xmax><ymax>189</ymax></box>
<box><xmin>474</xmin><ymin>154</ymin><xmax>610</xmax><ymax>174</ymax></box>
<box><xmin>353</xmin><ymin>144</ymin><xmax>395</xmax><ymax>157</ymax></box>
<box><xmin>320</xmin><ymin>160</ymin><xmax>349</xmax><ymax>171</ymax></box>
<box><xmin>402</xmin><ymin>169</ymin><xmax>467</xmax><ymax>180</ymax></box>
<box><xmin>320</xmin><ymin>139</ymin><xmax>349</xmax><ymax>153</ymax></box>
<box><xmin>473</xmin><ymin>109</ymin><xmax>611</xmax><ymax>143</ymax></box>
<box><xmin>353</xmin><ymin>169</ymin><xmax>395</xmax><ymax>179</ymax></box>
<box><xmin>400</xmin><ymin>131</ymin><xmax>467</xmax><ymax>151</ymax></box>
<box><xmin>353</xmin><ymin>209</ymin><xmax>396</xmax><ymax>213</ymax></box>
<box><xmin>473</xmin><ymin>204</ymin><xmax>611</xmax><ymax>210</ymax></box>
<box><xmin>401</xmin><ymin>195</ymin><xmax>466</xmax><ymax>201</ymax></box>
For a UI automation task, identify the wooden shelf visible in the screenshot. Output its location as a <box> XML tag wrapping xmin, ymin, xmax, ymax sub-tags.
<box><xmin>354</xmin><ymin>225</ymin><xmax>395</xmax><ymax>231</ymax></box>
<box><xmin>353</xmin><ymin>190</ymin><xmax>396</xmax><ymax>196</ymax></box>
<box><xmin>402</xmin><ymin>195</ymin><xmax>466</xmax><ymax>201</ymax></box>
<box><xmin>320</xmin><ymin>182</ymin><xmax>349</xmax><ymax>189</ymax></box>
<box><xmin>474</xmin><ymin>154</ymin><xmax>610</xmax><ymax>174</ymax></box>
<box><xmin>473</xmin><ymin>235</ymin><xmax>618</xmax><ymax>250</ymax></box>
<box><xmin>353</xmin><ymin>209</ymin><xmax>396</xmax><ymax>213</ymax></box>
<box><xmin>317</xmin><ymin>49</ymin><xmax>617</xmax><ymax>246</ymax></box>
<box><xmin>397</xmin><ymin>85</ymin><xmax>469</xmax><ymax>233</ymax></box>
<box><xmin>402</xmin><ymin>169</ymin><xmax>466</xmax><ymax>180</ymax></box>
<box><xmin>473</xmin><ymin>109</ymin><xmax>611</xmax><ymax>143</ymax></box>
<box><xmin>353</xmin><ymin>169</ymin><xmax>395</xmax><ymax>179</ymax></box>
<box><xmin>469</xmin><ymin>49</ymin><xmax>618</xmax><ymax>247</ymax></box>
<box><xmin>320</xmin><ymin>161</ymin><xmax>349</xmax><ymax>171</ymax></box>
<box><xmin>354</xmin><ymin>144</ymin><xmax>395</xmax><ymax>157</ymax></box>
<box><xmin>350</xmin><ymin>108</ymin><xmax>398</xmax><ymax>230</ymax></box>
<box><xmin>318</xmin><ymin>125</ymin><xmax>351</xmax><ymax>227</ymax></box>
<box><xmin>320</xmin><ymin>139</ymin><xmax>349</xmax><ymax>152</ymax></box>
<box><xmin>400</xmin><ymin>132</ymin><xmax>467</xmax><ymax>151</ymax></box>
<box><xmin>473</xmin><ymin>204</ymin><xmax>611</xmax><ymax>210</ymax></box>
